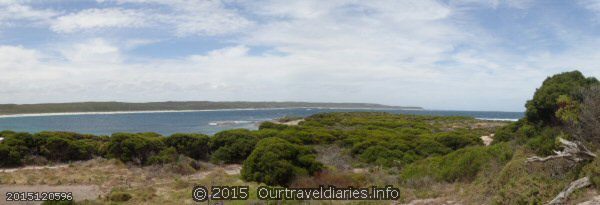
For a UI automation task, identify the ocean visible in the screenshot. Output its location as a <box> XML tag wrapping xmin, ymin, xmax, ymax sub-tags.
<box><xmin>0</xmin><ymin>108</ymin><xmax>523</xmax><ymax>135</ymax></box>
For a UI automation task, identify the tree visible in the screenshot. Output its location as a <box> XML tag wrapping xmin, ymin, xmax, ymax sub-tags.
<box><xmin>525</xmin><ymin>71</ymin><xmax>598</xmax><ymax>126</ymax></box>
<box><xmin>241</xmin><ymin>137</ymin><xmax>322</xmax><ymax>186</ymax></box>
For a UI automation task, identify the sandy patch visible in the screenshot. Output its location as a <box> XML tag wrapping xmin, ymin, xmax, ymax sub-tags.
<box><xmin>223</xmin><ymin>164</ymin><xmax>241</xmax><ymax>175</ymax></box>
<box><xmin>480</xmin><ymin>134</ymin><xmax>494</xmax><ymax>146</ymax></box>
<box><xmin>186</xmin><ymin>164</ymin><xmax>241</xmax><ymax>180</ymax></box>
<box><xmin>352</xmin><ymin>168</ymin><xmax>368</xmax><ymax>174</ymax></box>
<box><xmin>272</xmin><ymin>119</ymin><xmax>304</xmax><ymax>126</ymax></box>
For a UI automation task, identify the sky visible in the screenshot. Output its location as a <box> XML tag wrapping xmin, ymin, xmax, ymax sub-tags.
<box><xmin>1</xmin><ymin>0</ymin><xmax>599</xmax><ymax>112</ymax></box>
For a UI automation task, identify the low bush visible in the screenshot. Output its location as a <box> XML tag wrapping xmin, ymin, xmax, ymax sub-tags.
<box><xmin>525</xmin><ymin>127</ymin><xmax>560</xmax><ymax>156</ymax></box>
<box><xmin>258</xmin><ymin>121</ymin><xmax>288</xmax><ymax>130</ymax></box>
<box><xmin>401</xmin><ymin>142</ymin><xmax>514</xmax><ymax>183</ymax></box>
<box><xmin>358</xmin><ymin>145</ymin><xmax>405</xmax><ymax>167</ymax></box>
<box><xmin>433</xmin><ymin>130</ymin><xmax>481</xmax><ymax>150</ymax></box>
<box><xmin>148</xmin><ymin>147</ymin><xmax>179</xmax><ymax>165</ymax></box>
<box><xmin>167</xmin><ymin>156</ymin><xmax>198</xmax><ymax>175</ymax></box>
<box><xmin>415</xmin><ymin>139</ymin><xmax>452</xmax><ymax>157</ymax></box>
<box><xmin>241</xmin><ymin>137</ymin><xmax>323</xmax><ymax>186</ymax></box>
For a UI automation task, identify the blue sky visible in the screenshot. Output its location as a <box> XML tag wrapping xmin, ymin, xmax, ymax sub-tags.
<box><xmin>1</xmin><ymin>0</ymin><xmax>599</xmax><ymax>111</ymax></box>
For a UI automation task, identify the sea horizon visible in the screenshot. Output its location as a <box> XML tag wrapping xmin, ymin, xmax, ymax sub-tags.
<box><xmin>0</xmin><ymin>108</ymin><xmax>523</xmax><ymax>135</ymax></box>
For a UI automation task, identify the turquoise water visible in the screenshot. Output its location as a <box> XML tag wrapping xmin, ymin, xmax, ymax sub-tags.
<box><xmin>0</xmin><ymin>108</ymin><xmax>523</xmax><ymax>135</ymax></box>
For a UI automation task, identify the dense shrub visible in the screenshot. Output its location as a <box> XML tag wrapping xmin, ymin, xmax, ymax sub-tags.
<box><xmin>106</xmin><ymin>133</ymin><xmax>165</xmax><ymax>165</ymax></box>
<box><xmin>4</xmin><ymin>132</ymin><xmax>42</xmax><ymax>155</ymax></box>
<box><xmin>525</xmin><ymin>71</ymin><xmax>598</xmax><ymax>126</ymax></box>
<box><xmin>358</xmin><ymin>145</ymin><xmax>405</xmax><ymax>166</ymax></box>
<box><xmin>525</xmin><ymin>127</ymin><xmax>560</xmax><ymax>156</ymax></box>
<box><xmin>241</xmin><ymin>137</ymin><xmax>323</xmax><ymax>186</ymax></box>
<box><xmin>415</xmin><ymin>139</ymin><xmax>452</xmax><ymax>157</ymax></box>
<box><xmin>266</xmin><ymin>128</ymin><xmax>337</xmax><ymax>144</ymax></box>
<box><xmin>0</xmin><ymin>144</ymin><xmax>24</xmax><ymax>167</ymax></box>
<box><xmin>0</xmin><ymin>131</ymin><xmax>107</xmax><ymax>166</ymax></box>
<box><xmin>492</xmin><ymin>122</ymin><xmax>520</xmax><ymax>143</ymax></box>
<box><xmin>210</xmin><ymin>129</ymin><xmax>258</xmax><ymax>163</ymax></box>
<box><xmin>493</xmin><ymin>120</ymin><xmax>540</xmax><ymax>145</ymax></box>
<box><xmin>164</xmin><ymin>133</ymin><xmax>210</xmax><ymax>160</ymax></box>
<box><xmin>306</xmin><ymin>113</ymin><xmax>493</xmax><ymax>167</ymax></box>
<box><xmin>433</xmin><ymin>130</ymin><xmax>481</xmax><ymax>150</ymax></box>
<box><xmin>40</xmin><ymin>137</ymin><xmax>95</xmax><ymax>161</ymax></box>
<box><xmin>1</xmin><ymin>132</ymin><xmax>33</xmax><ymax>149</ymax></box>
<box><xmin>258</xmin><ymin>121</ymin><xmax>289</xmax><ymax>130</ymax></box>
<box><xmin>148</xmin><ymin>147</ymin><xmax>179</xmax><ymax>165</ymax></box>
<box><xmin>0</xmin><ymin>112</ymin><xmax>507</xmax><ymax>171</ymax></box>
<box><xmin>401</xmin><ymin>142</ymin><xmax>514</xmax><ymax>183</ymax></box>
<box><xmin>0</xmin><ymin>130</ymin><xmax>15</xmax><ymax>136</ymax></box>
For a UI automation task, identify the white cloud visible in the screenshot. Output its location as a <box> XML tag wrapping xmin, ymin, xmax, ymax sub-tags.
<box><xmin>449</xmin><ymin>0</ymin><xmax>534</xmax><ymax>9</ymax></box>
<box><xmin>51</xmin><ymin>8</ymin><xmax>148</xmax><ymax>33</ymax></box>
<box><xmin>0</xmin><ymin>0</ymin><xmax>500</xmax><ymax>109</ymax></box>
<box><xmin>0</xmin><ymin>45</ymin><xmax>40</xmax><ymax>70</ymax></box>
<box><xmin>0</xmin><ymin>2</ymin><xmax>57</xmax><ymax>26</ymax></box>
<box><xmin>577</xmin><ymin>0</ymin><xmax>600</xmax><ymax>21</ymax></box>
<box><xmin>579</xmin><ymin>0</ymin><xmax>600</xmax><ymax>12</ymax></box>
<box><xmin>59</xmin><ymin>38</ymin><xmax>122</xmax><ymax>64</ymax></box>
<box><xmin>95</xmin><ymin>0</ymin><xmax>253</xmax><ymax>36</ymax></box>
<box><xmin>123</xmin><ymin>38</ymin><xmax>160</xmax><ymax>49</ymax></box>
<box><xmin>1</xmin><ymin>0</ymin><xmax>599</xmax><ymax>111</ymax></box>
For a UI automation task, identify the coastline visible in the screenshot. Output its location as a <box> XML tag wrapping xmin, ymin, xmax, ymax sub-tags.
<box><xmin>0</xmin><ymin>107</ymin><xmax>421</xmax><ymax>119</ymax></box>
<box><xmin>0</xmin><ymin>108</ymin><xmax>522</xmax><ymax>123</ymax></box>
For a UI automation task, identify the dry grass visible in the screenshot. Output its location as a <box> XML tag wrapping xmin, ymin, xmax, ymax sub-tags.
<box><xmin>0</xmin><ymin>158</ymin><xmax>251</xmax><ymax>205</ymax></box>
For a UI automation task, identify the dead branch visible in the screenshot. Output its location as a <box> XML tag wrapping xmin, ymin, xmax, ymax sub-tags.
<box><xmin>548</xmin><ymin>177</ymin><xmax>592</xmax><ymax>205</ymax></box>
<box><xmin>527</xmin><ymin>138</ymin><xmax>597</xmax><ymax>163</ymax></box>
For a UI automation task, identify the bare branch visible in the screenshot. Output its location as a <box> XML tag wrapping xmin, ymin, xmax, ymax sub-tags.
<box><xmin>526</xmin><ymin>138</ymin><xmax>596</xmax><ymax>163</ymax></box>
<box><xmin>548</xmin><ymin>177</ymin><xmax>591</xmax><ymax>205</ymax></box>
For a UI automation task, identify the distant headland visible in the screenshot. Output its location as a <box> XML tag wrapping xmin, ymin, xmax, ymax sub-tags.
<box><xmin>0</xmin><ymin>101</ymin><xmax>422</xmax><ymax>115</ymax></box>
